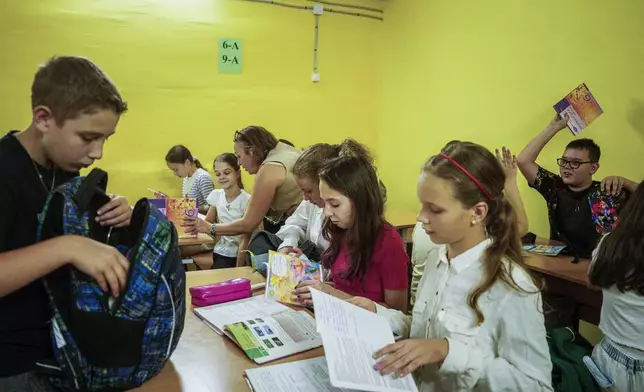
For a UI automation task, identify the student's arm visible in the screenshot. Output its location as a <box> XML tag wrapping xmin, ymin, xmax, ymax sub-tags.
<box><xmin>379</xmin><ymin>228</ymin><xmax>411</xmax><ymax>313</ymax></box>
<box><xmin>236</xmin><ymin>233</ymin><xmax>251</xmax><ymax>267</ymax></box>
<box><xmin>0</xmin><ymin>236</ymin><xmax>129</xmax><ymax>298</ymax></box>
<box><xmin>275</xmin><ymin>201</ymin><xmax>310</xmax><ymax>251</ymax></box>
<box><xmin>213</xmin><ymin>164</ymin><xmax>284</xmax><ymax>236</ymax></box>
<box><xmin>497</xmin><ymin>148</ymin><xmax>529</xmax><ymax>236</ymax></box>
<box><xmin>204</xmin><ymin>205</ymin><xmax>218</xmax><ymax>224</ymax></box>
<box><xmin>517</xmin><ymin>114</ymin><xmax>569</xmax><ymax>185</ymax></box>
<box><xmin>438</xmin><ymin>292</ymin><xmax>553</xmax><ymax>391</ymax></box>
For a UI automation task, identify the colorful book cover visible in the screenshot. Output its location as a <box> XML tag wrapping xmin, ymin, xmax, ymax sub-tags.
<box><xmin>524</xmin><ymin>244</ymin><xmax>567</xmax><ymax>256</ymax></box>
<box><xmin>265</xmin><ymin>251</ymin><xmax>323</xmax><ymax>305</ymax></box>
<box><xmin>150</xmin><ymin>198</ymin><xmax>198</xmax><ymax>238</ymax></box>
<box><xmin>554</xmin><ymin>83</ymin><xmax>603</xmax><ymax>136</ymax></box>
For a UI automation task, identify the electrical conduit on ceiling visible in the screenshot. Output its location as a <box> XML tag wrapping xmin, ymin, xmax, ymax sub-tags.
<box><xmin>241</xmin><ymin>0</ymin><xmax>383</xmax><ymax>82</ymax></box>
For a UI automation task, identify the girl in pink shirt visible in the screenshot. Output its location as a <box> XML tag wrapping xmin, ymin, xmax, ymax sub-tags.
<box><xmin>293</xmin><ymin>155</ymin><xmax>409</xmax><ymax>312</ymax></box>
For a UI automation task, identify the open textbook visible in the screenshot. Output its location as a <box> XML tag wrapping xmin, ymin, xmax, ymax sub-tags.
<box><xmin>194</xmin><ymin>296</ymin><xmax>322</xmax><ymax>364</ymax></box>
<box><xmin>245</xmin><ymin>357</ymin><xmax>360</xmax><ymax>392</ymax></box>
<box><xmin>309</xmin><ymin>288</ymin><xmax>418</xmax><ymax>392</ymax></box>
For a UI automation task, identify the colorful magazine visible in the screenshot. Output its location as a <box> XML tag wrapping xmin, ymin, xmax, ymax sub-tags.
<box><xmin>265</xmin><ymin>251</ymin><xmax>323</xmax><ymax>305</ymax></box>
<box><xmin>554</xmin><ymin>83</ymin><xmax>603</xmax><ymax>136</ymax></box>
<box><xmin>149</xmin><ymin>198</ymin><xmax>198</xmax><ymax>238</ymax></box>
<box><xmin>523</xmin><ymin>244</ymin><xmax>567</xmax><ymax>257</ymax></box>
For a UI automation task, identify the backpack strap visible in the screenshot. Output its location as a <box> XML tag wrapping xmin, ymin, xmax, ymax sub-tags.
<box><xmin>73</xmin><ymin>168</ymin><xmax>110</xmax><ymax>212</ymax></box>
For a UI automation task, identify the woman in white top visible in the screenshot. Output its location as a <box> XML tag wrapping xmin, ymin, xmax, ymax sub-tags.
<box><xmin>165</xmin><ymin>145</ymin><xmax>214</xmax><ymax>214</ymax></box>
<box><xmin>203</xmin><ymin>153</ymin><xmax>251</xmax><ymax>268</ymax></box>
<box><xmin>350</xmin><ymin>141</ymin><xmax>553</xmax><ymax>392</ymax></box>
<box><xmin>587</xmin><ymin>179</ymin><xmax>644</xmax><ymax>391</ymax></box>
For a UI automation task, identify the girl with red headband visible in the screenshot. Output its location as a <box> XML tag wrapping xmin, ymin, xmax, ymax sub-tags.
<box><xmin>350</xmin><ymin>141</ymin><xmax>552</xmax><ymax>391</ymax></box>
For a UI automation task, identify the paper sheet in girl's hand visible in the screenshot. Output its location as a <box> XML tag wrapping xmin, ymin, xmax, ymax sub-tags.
<box><xmin>264</xmin><ymin>251</ymin><xmax>323</xmax><ymax>305</ymax></box>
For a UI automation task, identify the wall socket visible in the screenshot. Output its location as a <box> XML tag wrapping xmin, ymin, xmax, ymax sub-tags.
<box><xmin>312</xmin><ymin>72</ymin><xmax>321</xmax><ymax>82</ymax></box>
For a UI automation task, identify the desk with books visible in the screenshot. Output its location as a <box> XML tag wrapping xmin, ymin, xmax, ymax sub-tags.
<box><xmin>523</xmin><ymin>253</ymin><xmax>602</xmax><ymax>327</ymax></box>
<box><xmin>132</xmin><ymin>267</ymin><xmax>324</xmax><ymax>392</ymax></box>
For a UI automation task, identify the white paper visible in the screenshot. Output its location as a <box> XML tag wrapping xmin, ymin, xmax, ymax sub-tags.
<box><xmin>309</xmin><ymin>288</ymin><xmax>418</xmax><ymax>392</ymax></box>
<box><xmin>194</xmin><ymin>296</ymin><xmax>289</xmax><ymax>335</ymax></box>
<box><xmin>245</xmin><ymin>357</ymin><xmax>358</xmax><ymax>392</ymax></box>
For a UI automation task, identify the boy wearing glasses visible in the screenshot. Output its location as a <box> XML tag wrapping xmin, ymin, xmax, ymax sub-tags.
<box><xmin>517</xmin><ymin>114</ymin><xmax>638</xmax><ymax>259</ymax></box>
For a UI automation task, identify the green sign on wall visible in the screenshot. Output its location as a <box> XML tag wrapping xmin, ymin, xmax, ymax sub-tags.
<box><xmin>218</xmin><ymin>38</ymin><xmax>243</xmax><ymax>74</ymax></box>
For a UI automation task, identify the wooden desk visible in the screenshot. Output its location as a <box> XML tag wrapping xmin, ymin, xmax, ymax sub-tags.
<box><xmin>178</xmin><ymin>233</ymin><xmax>215</xmax><ymax>248</ymax></box>
<box><xmin>133</xmin><ymin>267</ymin><xmax>324</xmax><ymax>392</ymax></box>
<box><xmin>524</xmin><ymin>254</ymin><xmax>602</xmax><ymax>326</ymax></box>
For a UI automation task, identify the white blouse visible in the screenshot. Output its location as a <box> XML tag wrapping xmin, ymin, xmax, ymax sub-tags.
<box><xmin>376</xmin><ymin>239</ymin><xmax>553</xmax><ymax>392</ymax></box>
<box><xmin>206</xmin><ymin>189</ymin><xmax>251</xmax><ymax>258</ymax></box>
<box><xmin>275</xmin><ymin>200</ymin><xmax>328</xmax><ymax>252</ymax></box>
<box><xmin>592</xmin><ymin>236</ymin><xmax>644</xmax><ymax>358</ymax></box>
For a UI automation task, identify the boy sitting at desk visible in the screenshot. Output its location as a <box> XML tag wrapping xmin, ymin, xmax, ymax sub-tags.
<box><xmin>517</xmin><ymin>114</ymin><xmax>638</xmax><ymax>259</ymax></box>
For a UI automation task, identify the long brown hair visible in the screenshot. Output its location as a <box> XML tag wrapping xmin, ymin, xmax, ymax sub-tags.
<box><xmin>165</xmin><ymin>145</ymin><xmax>203</xmax><ymax>169</ymax></box>
<box><xmin>590</xmin><ymin>179</ymin><xmax>644</xmax><ymax>295</ymax></box>
<box><xmin>233</xmin><ymin>126</ymin><xmax>279</xmax><ymax>165</ymax></box>
<box><xmin>319</xmin><ymin>155</ymin><xmax>385</xmax><ymax>280</ymax></box>
<box><xmin>214</xmin><ymin>153</ymin><xmax>244</xmax><ymax>190</ymax></box>
<box><xmin>293</xmin><ymin>139</ymin><xmax>387</xmax><ymax>201</ymax></box>
<box><xmin>423</xmin><ymin>141</ymin><xmax>542</xmax><ymax>324</ymax></box>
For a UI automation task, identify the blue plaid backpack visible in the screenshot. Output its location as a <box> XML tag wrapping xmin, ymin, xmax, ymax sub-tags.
<box><xmin>35</xmin><ymin>168</ymin><xmax>186</xmax><ymax>391</ymax></box>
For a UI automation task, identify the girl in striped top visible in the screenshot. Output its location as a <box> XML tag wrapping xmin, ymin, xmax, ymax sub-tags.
<box><xmin>165</xmin><ymin>145</ymin><xmax>214</xmax><ymax>214</ymax></box>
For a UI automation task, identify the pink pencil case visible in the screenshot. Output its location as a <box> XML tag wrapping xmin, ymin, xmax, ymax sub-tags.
<box><xmin>189</xmin><ymin>278</ymin><xmax>252</xmax><ymax>307</ymax></box>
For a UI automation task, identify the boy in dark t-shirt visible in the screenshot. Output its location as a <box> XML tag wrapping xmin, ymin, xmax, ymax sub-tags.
<box><xmin>0</xmin><ymin>57</ymin><xmax>132</xmax><ymax>391</ymax></box>
<box><xmin>518</xmin><ymin>114</ymin><xmax>638</xmax><ymax>258</ymax></box>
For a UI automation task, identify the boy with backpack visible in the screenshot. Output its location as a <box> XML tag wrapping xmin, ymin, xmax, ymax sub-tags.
<box><xmin>0</xmin><ymin>56</ymin><xmax>131</xmax><ymax>391</ymax></box>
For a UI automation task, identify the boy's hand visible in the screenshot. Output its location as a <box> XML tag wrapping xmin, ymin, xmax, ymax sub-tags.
<box><xmin>548</xmin><ymin>113</ymin><xmax>570</xmax><ymax>133</ymax></box>
<box><xmin>61</xmin><ymin>236</ymin><xmax>130</xmax><ymax>297</ymax></box>
<box><xmin>97</xmin><ymin>196</ymin><xmax>132</xmax><ymax>227</ymax></box>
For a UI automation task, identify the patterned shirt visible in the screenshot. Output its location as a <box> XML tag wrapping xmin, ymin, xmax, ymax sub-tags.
<box><xmin>181</xmin><ymin>168</ymin><xmax>214</xmax><ymax>209</ymax></box>
<box><xmin>529</xmin><ymin>166</ymin><xmax>628</xmax><ymax>258</ymax></box>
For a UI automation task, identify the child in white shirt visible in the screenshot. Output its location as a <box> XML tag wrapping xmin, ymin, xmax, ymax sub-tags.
<box><xmin>186</xmin><ymin>153</ymin><xmax>250</xmax><ymax>268</ymax></box>
<box><xmin>350</xmin><ymin>141</ymin><xmax>553</xmax><ymax>392</ymax></box>
<box><xmin>587</xmin><ymin>179</ymin><xmax>644</xmax><ymax>391</ymax></box>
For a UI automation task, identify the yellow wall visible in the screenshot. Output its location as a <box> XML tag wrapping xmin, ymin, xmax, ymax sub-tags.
<box><xmin>0</xmin><ymin>0</ymin><xmax>382</xmax><ymax>201</ymax></box>
<box><xmin>378</xmin><ymin>0</ymin><xmax>644</xmax><ymax>237</ymax></box>
<box><xmin>377</xmin><ymin>0</ymin><xmax>644</xmax><ymax>344</ymax></box>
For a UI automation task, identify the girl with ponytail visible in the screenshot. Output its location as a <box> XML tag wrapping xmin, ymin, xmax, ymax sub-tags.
<box><xmin>349</xmin><ymin>141</ymin><xmax>552</xmax><ymax>391</ymax></box>
<box><xmin>165</xmin><ymin>144</ymin><xmax>214</xmax><ymax>214</ymax></box>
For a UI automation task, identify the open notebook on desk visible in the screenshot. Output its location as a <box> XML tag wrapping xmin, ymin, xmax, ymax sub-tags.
<box><xmin>245</xmin><ymin>357</ymin><xmax>360</xmax><ymax>392</ymax></box>
<box><xmin>194</xmin><ymin>296</ymin><xmax>322</xmax><ymax>364</ymax></box>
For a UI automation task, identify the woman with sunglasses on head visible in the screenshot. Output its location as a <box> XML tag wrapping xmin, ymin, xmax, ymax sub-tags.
<box><xmin>185</xmin><ymin>126</ymin><xmax>302</xmax><ymax>240</ymax></box>
<box><xmin>517</xmin><ymin>113</ymin><xmax>637</xmax><ymax>259</ymax></box>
